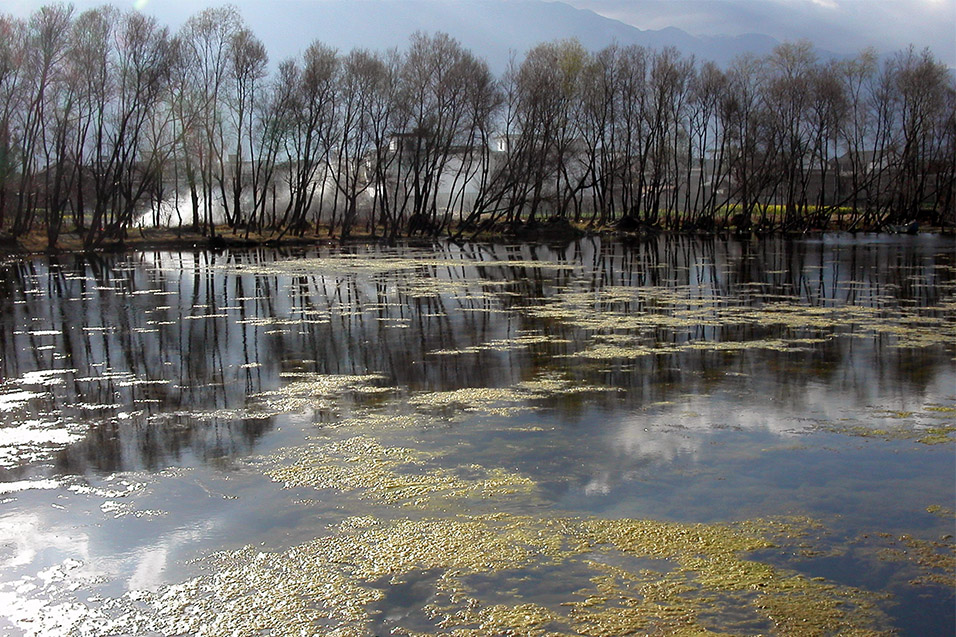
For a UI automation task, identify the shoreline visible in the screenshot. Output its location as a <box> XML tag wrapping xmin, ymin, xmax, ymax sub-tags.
<box><xmin>1</xmin><ymin>222</ymin><xmax>952</xmax><ymax>256</ymax></box>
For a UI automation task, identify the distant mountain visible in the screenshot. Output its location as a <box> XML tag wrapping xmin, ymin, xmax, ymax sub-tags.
<box><xmin>143</xmin><ymin>0</ymin><xmax>788</xmax><ymax>71</ymax></box>
<box><xmin>572</xmin><ymin>0</ymin><xmax>956</xmax><ymax>69</ymax></box>
<box><xmin>17</xmin><ymin>0</ymin><xmax>902</xmax><ymax>71</ymax></box>
<box><xmin>212</xmin><ymin>0</ymin><xmax>785</xmax><ymax>71</ymax></box>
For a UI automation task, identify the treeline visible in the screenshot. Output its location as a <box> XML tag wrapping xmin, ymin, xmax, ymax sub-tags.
<box><xmin>0</xmin><ymin>4</ymin><xmax>953</xmax><ymax>249</ymax></box>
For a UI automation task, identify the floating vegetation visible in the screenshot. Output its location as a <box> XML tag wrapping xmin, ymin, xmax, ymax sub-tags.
<box><xmin>250</xmin><ymin>373</ymin><xmax>389</xmax><ymax>414</ymax></box>
<box><xmin>18</xmin><ymin>369</ymin><xmax>75</xmax><ymax>386</ymax></box>
<box><xmin>321</xmin><ymin>411</ymin><xmax>445</xmax><ymax>432</ymax></box>
<box><xmin>99</xmin><ymin>499</ymin><xmax>167</xmax><ymax>519</ymax></box>
<box><xmin>0</xmin><ymin>418</ymin><xmax>84</xmax><ymax>468</ymax></box>
<box><xmin>429</xmin><ymin>333</ymin><xmax>570</xmax><ymax>356</ymax></box>
<box><xmin>217</xmin><ymin>254</ymin><xmax>578</xmax><ymax>281</ymax></box>
<box><xmin>221</xmin><ymin>254</ymin><xmax>425</xmax><ymax>277</ymax></box>
<box><xmin>926</xmin><ymin>505</ymin><xmax>955</xmax><ymax>519</ymax></box>
<box><xmin>0</xmin><ymin>240</ymin><xmax>952</xmax><ymax>636</ymax></box>
<box><xmin>263</xmin><ymin>436</ymin><xmax>536</xmax><ymax>509</ymax></box>
<box><xmin>0</xmin><ymin>478</ymin><xmax>60</xmax><ymax>495</ymax></box>
<box><xmin>819</xmin><ymin>417</ymin><xmax>956</xmax><ymax>446</ymax></box>
<box><xmin>873</xmin><ymin>533</ymin><xmax>956</xmax><ymax>589</ymax></box>
<box><xmin>401</xmin><ymin>277</ymin><xmax>515</xmax><ymax>299</ymax></box>
<box><xmin>564</xmin><ymin>341</ymin><xmax>682</xmax><ymax>359</ymax></box>
<box><xmin>522</xmin><ymin>286</ymin><xmax>955</xmax><ymax>354</ymax></box>
<box><xmin>408</xmin><ymin>373</ymin><xmax>611</xmax><ymax>416</ymax></box>
<box><xmin>409</xmin><ymin>387</ymin><xmax>537</xmax><ymax>416</ymax></box>
<box><xmin>515</xmin><ymin>373</ymin><xmax>612</xmax><ymax>396</ymax></box>
<box><xmin>59</xmin><ymin>512</ymin><xmax>892</xmax><ymax>636</ymax></box>
<box><xmin>183</xmin><ymin>313</ymin><xmax>230</xmax><ymax>321</ymax></box>
<box><xmin>236</xmin><ymin>316</ymin><xmax>330</xmax><ymax>327</ymax></box>
<box><xmin>915</xmin><ymin>425</ymin><xmax>956</xmax><ymax>445</ymax></box>
<box><xmin>565</xmin><ymin>336</ymin><xmax>830</xmax><ymax>360</ymax></box>
<box><xmin>0</xmin><ymin>390</ymin><xmax>42</xmax><ymax>412</ymax></box>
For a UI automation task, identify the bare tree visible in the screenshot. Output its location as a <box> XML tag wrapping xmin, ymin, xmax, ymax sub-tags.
<box><xmin>644</xmin><ymin>47</ymin><xmax>693</xmax><ymax>227</ymax></box>
<box><xmin>2</xmin><ymin>5</ymin><xmax>954</xmax><ymax>244</ymax></box>
<box><xmin>175</xmin><ymin>6</ymin><xmax>243</xmax><ymax>237</ymax></box>
<box><xmin>244</xmin><ymin>58</ymin><xmax>294</xmax><ymax>237</ymax></box>
<box><xmin>763</xmin><ymin>41</ymin><xmax>818</xmax><ymax>230</ymax></box>
<box><xmin>11</xmin><ymin>4</ymin><xmax>73</xmax><ymax>236</ymax></box>
<box><xmin>685</xmin><ymin>61</ymin><xmax>730</xmax><ymax>228</ymax></box>
<box><xmin>329</xmin><ymin>49</ymin><xmax>381</xmax><ymax>238</ymax></box>
<box><xmin>721</xmin><ymin>54</ymin><xmax>776</xmax><ymax>231</ymax></box>
<box><xmin>275</xmin><ymin>41</ymin><xmax>338</xmax><ymax>238</ymax></box>
<box><xmin>0</xmin><ymin>15</ymin><xmax>27</xmax><ymax>232</ymax></box>
<box><xmin>614</xmin><ymin>45</ymin><xmax>650</xmax><ymax>221</ymax></box>
<box><xmin>509</xmin><ymin>39</ymin><xmax>590</xmax><ymax>225</ymax></box>
<box><xmin>364</xmin><ymin>50</ymin><xmax>403</xmax><ymax>240</ymax></box>
<box><xmin>226</xmin><ymin>28</ymin><xmax>268</xmax><ymax>232</ymax></box>
<box><xmin>804</xmin><ymin>60</ymin><xmax>847</xmax><ymax>228</ymax></box>
<box><xmin>66</xmin><ymin>7</ymin><xmax>115</xmax><ymax>234</ymax></box>
<box><xmin>888</xmin><ymin>47</ymin><xmax>953</xmax><ymax>224</ymax></box>
<box><xmin>575</xmin><ymin>45</ymin><xmax>622</xmax><ymax>226</ymax></box>
<box><xmin>835</xmin><ymin>49</ymin><xmax>879</xmax><ymax>225</ymax></box>
<box><xmin>390</xmin><ymin>32</ymin><xmax>496</xmax><ymax>235</ymax></box>
<box><xmin>84</xmin><ymin>10</ymin><xmax>173</xmax><ymax>248</ymax></box>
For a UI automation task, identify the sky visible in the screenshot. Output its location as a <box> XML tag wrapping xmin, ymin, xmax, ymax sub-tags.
<box><xmin>4</xmin><ymin>0</ymin><xmax>955</xmax><ymax>66</ymax></box>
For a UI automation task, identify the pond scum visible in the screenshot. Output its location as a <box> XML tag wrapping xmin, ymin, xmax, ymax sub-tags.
<box><xmin>5</xmin><ymin>251</ymin><xmax>952</xmax><ymax>635</ymax></box>
<box><xmin>522</xmin><ymin>288</ymin><xmax>956</xmax><ymax>355</ymax></box>
<box><xmin>40</xmin><ymin>370</ymin><xmax>947</xmax><ymax>637</ymax></box>
<box><xmin>94</xmin><ymin>256</ymin><xmax>955</xmax><ymax>634</ymax></box>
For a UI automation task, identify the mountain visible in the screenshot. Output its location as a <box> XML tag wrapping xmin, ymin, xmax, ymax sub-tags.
<box><xmin>221</xmin><ymin>0</ymin><xmax>784</xmax><ymax>71</ymax></box>
<box><xmin>16</xmin><ymin>0</ymin><xmax>930</xmax><ymax>71</ymax></box>
<box><xmin>572</xmin><ymin>0</ymin><xmax>956</xmax><ymax>68</ymax></box>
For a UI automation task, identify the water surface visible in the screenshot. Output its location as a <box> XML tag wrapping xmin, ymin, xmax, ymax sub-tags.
<box><xmin>0</xmin><ymin>234</ymin><xmax>953</xmax><ymax>635</ymax></box>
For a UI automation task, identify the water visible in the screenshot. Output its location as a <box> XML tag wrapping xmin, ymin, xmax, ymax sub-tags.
<box><xmin>0</xmin><ymin>234</ymin><xmax>952</xmax><ymax>635</ymax></box>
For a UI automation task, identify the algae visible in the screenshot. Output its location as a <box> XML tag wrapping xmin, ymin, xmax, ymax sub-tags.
<box><xmin>83</xmin><ymin>511</ymin><xmax>892</xmax><ymax>637</ymax></box>
<box><xmin>263</xmin><ymin>436</ymin><xmax>536</xmax><ymax>509</ymax></box>
<box><xmin>250</xmin><ymin>373</ymin><xmax>388</xmax><ymax>414</ymax></box>
<box><xmin>3</xmin><ymin>243</ymin><xmax>952</xmax><ymax>636</ymax></box>
<box><xmin>874</xmin><ymin>533</ymin><xmax>956</xmax><ymax>589</ymax></box>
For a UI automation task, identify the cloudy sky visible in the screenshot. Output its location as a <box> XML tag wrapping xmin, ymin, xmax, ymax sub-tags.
<box><xmin>4</xmin><ymin>0</ymin><xmax>954</xmax><ymax>66</ymax></box>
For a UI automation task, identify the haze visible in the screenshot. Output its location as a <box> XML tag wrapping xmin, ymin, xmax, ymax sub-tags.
<box><xmin>4</xmin><ymin>0</ymin><xmax>954</xmax><ymax>68</ymax></box>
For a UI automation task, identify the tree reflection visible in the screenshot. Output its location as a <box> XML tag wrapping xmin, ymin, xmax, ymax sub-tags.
<box><xmin>0</xmin><ymin>235</ymin><xmax>951</xmax><ymax>477</ymax></box>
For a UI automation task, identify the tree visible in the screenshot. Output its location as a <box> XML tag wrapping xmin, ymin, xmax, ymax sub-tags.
<box><xmin>763</xmin><ymin>41</ymin><xmax>818</xmax><ymax>229</ymax></box>
<box><xmin>226</xmin><ymin>27</ymin><xmax>268</xmax><ymax>231</ymax></box>
<box><xmin>391</xmin><ymin>32</ymin><xmax>497</xmax><ymax>235</ymax></box>
<box><xmin>275</xmin><ymin>41</ymin><xmax>338</xmax><ymax>238</ymax></box>
<box><xmin>243</xmin><ymin>55</ymin><xmax>294</xmax><ymax>237</ymax></box>
<box><xmin>330</xmin><ymin>49</ymin><xmax>385</xmax><ymax>238</ymax></box>
<box><xmin>835</xmin><ymin>49</ymin><xmax>879</xmax><ymax>225</ymax></box>
<box><xmin>889</xmin><ymin>47</ymin><xmax>953</xmax><ymax>224</ymax></box>
<box><xmin>174</xmin><ymin>6</ymin><xmax>243</xmax><ymax>236</ymax></box>
<box><xmin>721</xmin><ymin>54</ymin><xmax>775</xmax><ymax>231</ymax></box>
<box><xmin>511</xmin><ymin>39</ymin><xmax>589</xmax><ymax>225</ymax></box>
<box><xmin>614</xmin><ymin>45</ymin><xmax>650</xmax><ymax>221</ymax></box>
<box><xmin>0</xmin><ymin>15</ymin><xmax>27</xmax><ymax>232</ymax></box>
<box><xmin>643</xmin><ymin>47</ymin><xmax>693</xmax><ymax>227</ymax></box>
<box><xmin>11</xmin><ymin>4</ymin><xmax>73</xmax><ymax>236</ymax></box>
<box><xmin>84</xmin><ymin>10</ymin><xmax>173</xmax><ymax>248</ymax></box>
<box><xmin>575</xmin><ymin>45</ymin><xmax>621</xmax><ymax>226</ymax></box>
<box><xmin>685</xmin><ymin>61</ymin><xmax>729</xmax><ymax>227</ymax></box>
<box><xmin>67</xmin><ymin>6</ymin><xmax>114</xmax><ymax>234</ymax></box>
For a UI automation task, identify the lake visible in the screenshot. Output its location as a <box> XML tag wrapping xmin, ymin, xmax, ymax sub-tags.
<box><xmin>0</xmin><ymin>234</ymin><xmax>953</xmax><ymax>635</ymax></box>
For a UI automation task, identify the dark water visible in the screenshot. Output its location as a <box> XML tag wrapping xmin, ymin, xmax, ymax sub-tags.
<box><xmin>0</xmin><ymin>234</ymin><xmax>953</xmax><ymax>635</ymax></box>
